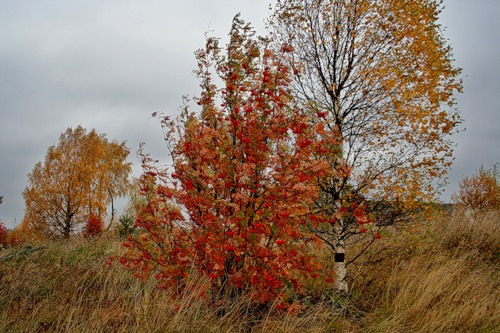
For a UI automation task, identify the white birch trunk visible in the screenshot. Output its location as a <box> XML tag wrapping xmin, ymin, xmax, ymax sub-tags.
<box><xmin>334</xmin><ymin>222</ymin><xmax>349</xmax><ymax>293</ymax></box>
<box><xmin>333</xmin><ymin>97</ymin><xmax>349</xmax><ymax>293</ymax></box>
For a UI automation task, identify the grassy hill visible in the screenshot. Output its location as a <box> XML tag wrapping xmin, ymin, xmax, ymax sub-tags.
<box><xmin>1</xmin><ymin>210</ymin><xmax>498</xmax><ymax>332</ymax></box>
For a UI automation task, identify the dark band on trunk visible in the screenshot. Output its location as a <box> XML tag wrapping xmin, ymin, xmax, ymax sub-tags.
<box><xmin>335</xmin><ymin>253</ymin><xmax>345</xmax><ymax>262</ymax></box>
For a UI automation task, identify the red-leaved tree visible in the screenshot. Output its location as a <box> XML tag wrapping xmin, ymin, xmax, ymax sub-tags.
<box><xmin>119</xmin><ymin>16</ymin><xmax>336</xmax><ymax>307</ymax></box>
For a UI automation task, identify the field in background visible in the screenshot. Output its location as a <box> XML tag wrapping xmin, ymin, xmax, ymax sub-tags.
<box><xmin>0</xmin><ymin>209</ymin><xmax>498</xmax><ymax>333</ymax></box>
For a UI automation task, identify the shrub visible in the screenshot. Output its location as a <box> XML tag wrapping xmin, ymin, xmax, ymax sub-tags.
<box><xmin>83</xmin><ymin>214</ymin><xmax>104</xmax><ymax>239</ymax></box>
<box><xmin>7</xmin><ymin>230</ymin><xmax>24</xmax><ymax>247</ymax></box>
<box><xmin>120</xmin><ymin>17</ymin><xmax>332</xmax><ymax>309</ymax></box>
<box><xmin>451</xmin><ymin>165</ymin><xmax>500</xmax><ymax>219</ymax></box>
<box><xmin>0</xmin><ymin>221</ymin><xmax>8</xmax><ymax>248</ymax></box>
<box><xmin>117</xmin><ymin>215</ymin><xmax>135</xmax><ymax>238</ymax></box>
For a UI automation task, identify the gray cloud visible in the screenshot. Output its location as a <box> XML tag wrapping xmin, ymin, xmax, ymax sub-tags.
<box><xmin>439</xmin><ymin>0</ymin><xmax>500</xmax><ymax>198</ymax></box>
<box><xmin>0</xmin><ymin>0</ymin><xmax>271</xmax><ymax>228</ymax></box>
<box><xmin>1</xmin><ymin>0</ymin><xmax>499</xmax><ymax>228</ymax></box>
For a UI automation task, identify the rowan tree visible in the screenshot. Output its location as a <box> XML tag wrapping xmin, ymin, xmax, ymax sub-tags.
<box><xmin>120</xmin><ymin>16</ymin><xmax>335</xmax><ymax>307</ymax></box>
<box><xmin>271</xmin><ymin>0</ymin><xmax>462</xmax><ymax>292</ymax></box>
<box><xmin>451</xmin><ymin>165</ymin><xmax>500</xmax><ymax>219</ymax></box>
<box><xmin>23</xmin><ymin>126</ymin><xmax>131</xmax><ymax>239</ymax></box>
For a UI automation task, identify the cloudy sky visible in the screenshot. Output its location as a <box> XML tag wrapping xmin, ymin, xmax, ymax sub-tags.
<box><xmin>0</xmin><ymin>1</ymin><xmax>498</xmax><ymax>228</ymax></box>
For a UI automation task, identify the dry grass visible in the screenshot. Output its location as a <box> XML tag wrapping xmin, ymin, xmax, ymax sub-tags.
<box><xmin>0</xmin><ymin>236</ymin><xmax>349</xmax><ymax>333</ymax></box>
<box><xmin>354</xmin><ymin>209</ymin><xmax>500</xmax><ymax>332</ymax></box>
<box><xmin>0</xmin><ymin>209</ymin><xmax>498</xmax><ymax>332</ymax></box>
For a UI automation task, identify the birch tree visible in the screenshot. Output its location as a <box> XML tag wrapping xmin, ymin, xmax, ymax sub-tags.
<box><xmin>23</xmin><ymin>126</ymin><xmax>131</xmax><ymax>239</ymax></box>
<box><xmin>272</xmin><ymin>0</ymin><xmax>462</xmax><ymax>293</ymax></box>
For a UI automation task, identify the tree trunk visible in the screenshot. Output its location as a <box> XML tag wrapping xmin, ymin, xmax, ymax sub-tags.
<box><xmin>334</xmin><ymin>222</ymin><xmax>348</xmax><ymax>293</ymax></box>
<box><xmin>63</xmin><ymin>222</ymin><xmax>71</xmax><ymax>239</ymax></box>
<box><xmin>106</xmin><ymin>191</ymin><xmax>115</xmax><ymax>231</ymax></box>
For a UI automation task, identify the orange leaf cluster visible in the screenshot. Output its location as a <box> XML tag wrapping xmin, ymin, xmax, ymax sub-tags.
<box><xmin>451</xmin><ymin>165</ymin><xmax>500</xmax><ymax>218</ymax></box>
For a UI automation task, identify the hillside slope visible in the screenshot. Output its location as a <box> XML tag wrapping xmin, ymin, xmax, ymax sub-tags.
<box><xmin>0</xmin><ymin>210</ymin><xmax>498</xmax><ymax>333</ymax></box>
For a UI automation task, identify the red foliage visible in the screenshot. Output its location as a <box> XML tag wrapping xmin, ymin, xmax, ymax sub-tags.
<box><xmin>119</xmin><ymin>17</ymin><xmax>337</xmax><ymax>306</ymax></box>
<box><xmin>0</xmin><ymin>221</ymin><xmax>8</xmax><ymax>248</ymax></box>
<box><xmin>83</xmin><ymin>213</ymin><xmax>104</xmax><ymax>239</ymax></box>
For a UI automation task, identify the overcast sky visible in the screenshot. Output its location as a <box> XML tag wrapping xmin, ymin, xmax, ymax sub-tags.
<box><xmin>1</xmin><ymin>1</ymin><xmax>499</xmax><ymax>228</ymax></box>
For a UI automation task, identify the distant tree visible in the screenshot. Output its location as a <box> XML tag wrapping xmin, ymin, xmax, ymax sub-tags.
<box><xmin>271</xmin><ymin>0</ymin><xmax>462</xmax><ymax>293</ymax></box>
<box><xmin>451</xmin><ymin>165</ymin><xmax>500</xmax><ymax>219</ymax></box>
<box><xmin>23</xmin><ymin>126</ymin><xmax>131</xmax><ymax>239</ymax></box>
<box><xmin>121</xmin><ymin>178</ymin><xmax>147</xmax><ymax>223</ymax></box>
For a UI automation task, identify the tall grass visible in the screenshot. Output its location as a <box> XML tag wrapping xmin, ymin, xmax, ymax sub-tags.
<box><xmin>0</xmin><ymin>236</ymin><xmax>348</xmax><ymax>332</ymax></box>
<box><xmin>356</xmin><ymin>209</ymin><xmax>500</xmax><ymax>332</ymax></box>
<box><xmin>0</xmin><ymin>209</ymin><xmax>498</xmax><ymax>332</ymax></box>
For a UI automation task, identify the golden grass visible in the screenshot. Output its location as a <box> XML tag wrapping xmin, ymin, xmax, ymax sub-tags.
<box><xmin>355</xmin><ymin>209</ymin><xmax>500</xmax><ymax>332</ymax></box>
<box><xmin>0</xmin><ymin>209</ymin><xmax>498</xmax><ymax>332</ymax></box>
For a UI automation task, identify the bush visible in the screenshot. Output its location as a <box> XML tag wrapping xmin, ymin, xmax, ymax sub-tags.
<box><xmin>83</xmin><ymin>214</ymin><xmax>104</xmax><ymax>239</ymax></box>
<box><xmin>0</xmin><ymin>221</ymin><xmax>8</xmax><ymax>248</ymax></box>
<box><xmin>451</xmin><ymin>165</ymin><xmax>500</xmax><ymax>219</ymax></box>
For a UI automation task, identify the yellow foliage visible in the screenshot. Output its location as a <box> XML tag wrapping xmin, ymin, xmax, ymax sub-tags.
<box><xmin>451</xmin><ymin>165</ymin><xmax>500</xmax><ymax>219</ymax></box>
<box><xmin>22</xmin><ymin>126</ymin><xmax>131</xmax><ymax>239</ymax></box>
